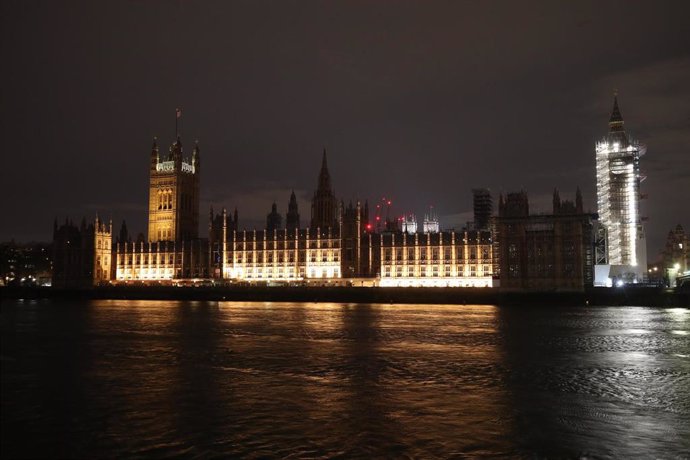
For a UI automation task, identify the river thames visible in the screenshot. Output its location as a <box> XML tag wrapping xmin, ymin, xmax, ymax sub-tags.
<box><xmin>1</xmin><ymin>300</ymin><xmax>688</xmax><ymax>458</ymax></box>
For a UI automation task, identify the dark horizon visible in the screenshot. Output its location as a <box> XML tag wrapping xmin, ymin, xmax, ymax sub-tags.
<box><xmin>1</xmin><ymin>1</ymin><xmax>689</xmax><ymax>258</ymax></box>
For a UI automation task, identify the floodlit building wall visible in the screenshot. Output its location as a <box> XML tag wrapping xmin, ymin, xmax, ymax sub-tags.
<box><xmin>222</xmin><ymin>229</ymin><xmax>341</xmax><ymax>282</ymax></box>
<box><xmin>378</xmin><ymin>231</ymin><xmax>494</xmax><ymax>288</ymax></box>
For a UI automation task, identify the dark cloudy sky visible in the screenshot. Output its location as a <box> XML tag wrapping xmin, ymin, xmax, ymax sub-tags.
<box><xmin>1</xmin><ymin>0</ymin><xmax>689</xmax><ymax>258</ymax></box>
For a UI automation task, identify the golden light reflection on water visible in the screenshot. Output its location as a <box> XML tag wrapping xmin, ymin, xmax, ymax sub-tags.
<box><xmin>3</xmin><ymin>301</ymin><xmax>688</xmax><ymax>458</ymax></box>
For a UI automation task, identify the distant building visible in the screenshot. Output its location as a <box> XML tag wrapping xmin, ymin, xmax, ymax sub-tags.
<box><xmin>595</xmin><ymin>92</ymin><xmax>647</xmax><ymax>283</ymax></box>
<box><xmin>266</xmin><ymin>202</ymin><xmax>282</xmax><ymax>232</ymax></box>
<box><xmin>53</xmin><ymin>216</ymin><xmax>112</xmax><ymax>288</ymax></box>
<box><xmin>496</xmin><ymin>189</ymin><xmax>595</xmax><ymax>291</ymax></box>
<box><xmin>472</xmin><ymin>188</ymin><xmax>493</xmax><ymax>231</ymax></box>
<box><xmin>0</xmin><ymin>240</ymin><xmax>52</xmax><ymax>286</ymax></box>
<box><xmin>661</xmin><ymin>225</ymin><xmax>689</xmax><ymax>286</ymax></box>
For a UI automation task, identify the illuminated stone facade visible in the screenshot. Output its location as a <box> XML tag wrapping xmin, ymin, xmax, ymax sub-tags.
<box><xmin>595</xmin><ymin>93</ymin><xmax>647</xmax><ymax>281</ymax></box>
<box><xmin>378</xmin><ymin>230</ymin><xmax>494</xmax><ymax>287</ymax></box>
<box><xmin>112</xmin><ymin>126</ymin><xmax>207</xmax><ymax>283</ymax></box>
<box><xmin>214</xmin><ymin>153</ymin><xmax>345</xmax><ymax>283</ymax></box>
<box><xmin>147</xmin><ymin>136</ymin><xmax>200</xmax><ymax>242</ymax></box>
<box><xmin>221</xmin><ymin>228</ymin><xmax>341</xmax><ymax>282</ymax></box>
<box><xmin>51</xmin><ymin>131</ymin><xmax>506</xmax><ymax>289</ymax></box>
<box><xmin>115</xmin><ymin>239</ymin><xmax>209</xmax><ymax>282</ymax></box>
<box><xmin>93</xmin><ymin>216</ymin><xmax>113</xmax><ymax>284</ymax></box>
<box><xmin>56</xmin><ymin>140</ymin><xmax>504</xmax><ymax>288</ymax></box>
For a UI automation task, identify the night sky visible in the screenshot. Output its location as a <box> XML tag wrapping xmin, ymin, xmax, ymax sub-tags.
<box><xmin>1</xmin><ymin>1</ymin><xmax>688</xmax><ymax>259</ymax></box>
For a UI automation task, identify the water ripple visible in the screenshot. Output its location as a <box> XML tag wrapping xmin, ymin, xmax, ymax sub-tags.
<box><xmin>1</xmin><ymin>301</ymin><xmax>688</xmax><ymax>458</ymax></box>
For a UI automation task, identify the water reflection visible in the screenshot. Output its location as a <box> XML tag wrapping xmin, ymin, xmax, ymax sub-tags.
<box><xmin>1</xmin><ymin>301</ymin><xmax>688</xmax><ymax>458</ymax></box>
<box><xmin>497</xmin><ymin>306</ymin><xmax>690</xmax><ymax>457</ymax></box>
<box><xmin>337</xmin><ymin>304</ymin><xmax>403</xmax><ymax>457</ymax></box>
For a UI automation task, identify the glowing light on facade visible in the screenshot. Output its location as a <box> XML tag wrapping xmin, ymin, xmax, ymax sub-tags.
<box><xmin>222</xmin><ymin>230</ymin><xmax>341</xmax><ymax>282</ymax></box>
<box><xmin>401</xmin><ymin>214</ymin><xmax>417</xmax><ymax>234</ymax></box>
<box><xmin>595</xmin><ymin>93</ymin><xmax>646</xmax><ymax>277</ymax></box>
<box><xmin>378</xmin><ymin>231</ymin><xmax>495</xmax><ymax>288</ymax></box>
<box><xmin>422</xmin><ymin>206</ymin><xmax>440</xmax><ymax>233</ymax></box>
<box><xmin>115</xmin><ymin>242</ymin><xmax>181</xmax><ymax>281</ymax></box>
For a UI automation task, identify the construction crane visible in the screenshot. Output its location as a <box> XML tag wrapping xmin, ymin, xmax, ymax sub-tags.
<box><xmin>374</xmin><ymin>197</ymin><xmax>394</xmax><ymax>232</ymax></box>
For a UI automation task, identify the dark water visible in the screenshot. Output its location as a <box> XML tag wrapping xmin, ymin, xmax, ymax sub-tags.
<box><xmin>1</xmin><ymin>300</ymin><xmax>689</xmax><ymax>459</ymax></box>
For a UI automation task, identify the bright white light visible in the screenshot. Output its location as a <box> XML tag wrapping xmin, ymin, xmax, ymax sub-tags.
<box><xmin>379</xmin><ymin>276</ymin><xmax>493</xmax><ymax>288</ymax></box>
<box><xmin>596</xmin><ymin>133</ymin><xmax>645</xmax><ymax>271</ymax></box>
<box><xmin>616</xmin><ymin>279</ymin><xmax>624</xmax><ymax>287</ymax></box>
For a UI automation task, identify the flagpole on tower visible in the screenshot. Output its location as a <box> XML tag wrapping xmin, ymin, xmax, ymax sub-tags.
<box><xmin>175</xmin><ymin>107</ymin><xmax>182</xmax><ymax>139</ymax></box>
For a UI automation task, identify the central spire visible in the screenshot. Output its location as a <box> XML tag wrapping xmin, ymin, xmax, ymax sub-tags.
<box><xmin>317</xmin><ymin>147</ymin><xmax>332</xmax><ymax>191</ymax></box>
<box><xmin>311</xmin><ymin>148</ymin><xmax>338</xmax><ymax>230</ymax></box>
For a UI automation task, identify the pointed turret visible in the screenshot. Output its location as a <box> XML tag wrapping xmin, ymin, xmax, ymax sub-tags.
<box><xmin>553</xmin><ymin>188</ymin><xmax>561</xmax><ymax>214</ymax></box>
<box><xmin>317</xmin><ymin>148</ymin><xmax>332</xmax><ymax>192</ymax></box>
<box><xmin>576</xmin><ymin>187</ymin><xmax>583</xmax><ymax>213</ymax></box>
<box><xmin>192</xmin><ymin>140</ymin><xmax>200</xmax><ymax>169</ymax></box>
<box><xmin>151</xmin><ymin>136</ymin><xmax>159</xmax><ymax>170</ymax></box>
<box><xmin>286</xmin><ymin>190</ymin><xmax>300</xmax><ymax>231</ymax></box>
<box><xmin>168</xmin><ymin>136</ymin><xmax>182</xmax><ymax>162</ymax></box>
<box><xmin>609</xmin><ymin>90</ymin><xmax>624</xmax><ymax>132</ymax></box>
<box><xmin>118</xmin><ymin>220</ymin><xmax>129</xmax><ymax>243</ymax></box>
<box><xmin>267</xmin><ymin>202</ymin><xmax>282</xmax><ymax>232</ymax></box>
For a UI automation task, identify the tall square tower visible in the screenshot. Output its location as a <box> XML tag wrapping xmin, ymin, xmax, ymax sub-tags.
<box><xmin>147</xmin><ymin>136</ymin><xmax>200</xmax><ymax>242</ymax></box>
<box><xmin>595</xmin><ymin>93</ymin><xmax>647</xmax><ymax>282</ymax></box>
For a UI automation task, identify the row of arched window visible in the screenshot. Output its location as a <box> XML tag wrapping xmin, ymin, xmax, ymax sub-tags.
<box><xmin>157</xmin><ymin>227</ymin><xmax>173</xmax><ymax>240</ymax></box>
<box><xmin>157</xmin><ymin>189</ymin><xmax>194</xmax><ymax>211</ymax></box>
<box><xmin>157</xmin><ymin>189</ymin><xmax>173</xmax><ymax>210</ymax></box>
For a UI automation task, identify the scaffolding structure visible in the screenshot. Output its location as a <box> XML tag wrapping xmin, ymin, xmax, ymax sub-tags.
<box><xmin>595</xmin><ymin>94</ymin><xmax>647</xmax><ymax>279</ymax></box>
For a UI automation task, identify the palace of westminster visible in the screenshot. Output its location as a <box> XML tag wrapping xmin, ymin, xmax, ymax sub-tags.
<box><xmin>52</xmin><ymin>95</ymin><xmax>664</xmax><ymax>291</ymax></box>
